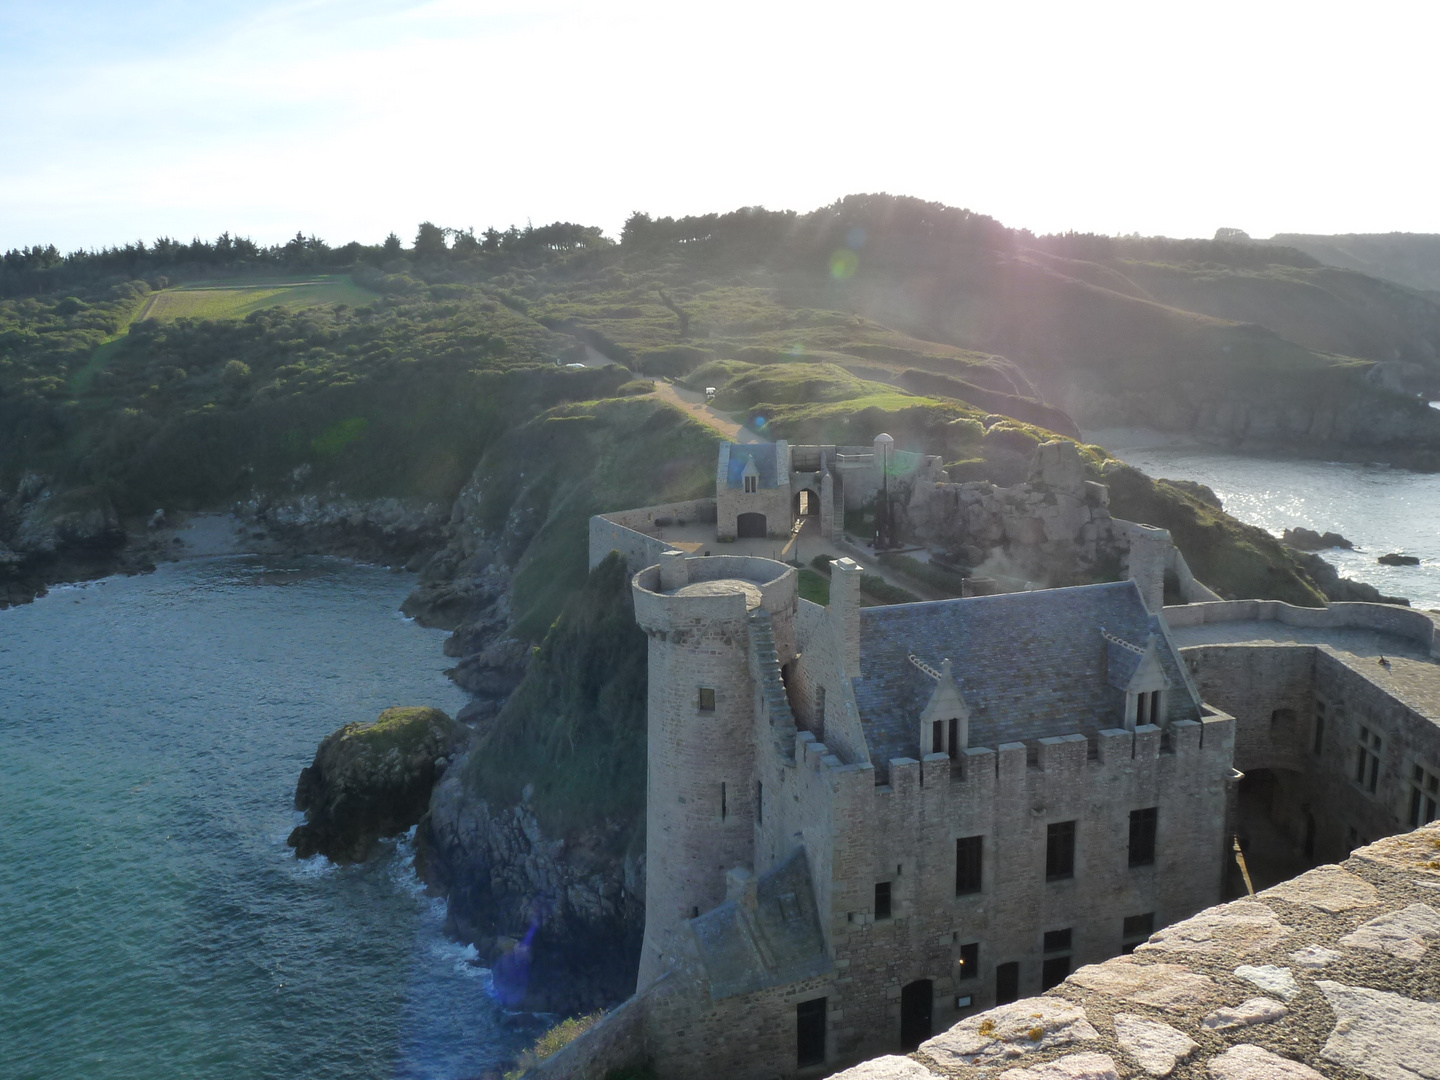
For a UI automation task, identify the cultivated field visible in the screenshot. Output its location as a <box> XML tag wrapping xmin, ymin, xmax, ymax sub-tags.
<box><xmin>139</xmin><ymin>276</ymin><xmax>376</xmax><ymax>322</ymax></box>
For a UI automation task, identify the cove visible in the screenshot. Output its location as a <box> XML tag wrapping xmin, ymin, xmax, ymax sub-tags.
<box><xmin>0</xmin><ymin>555</ymin><xmax>539</xmax><ymax>1080</ymax></box>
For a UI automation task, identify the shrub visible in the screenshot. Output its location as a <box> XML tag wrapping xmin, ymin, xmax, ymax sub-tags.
<box><xmin>861</xmin><ymin>574</ymin><xmax>919</xmax><ymax>605</ymax></box>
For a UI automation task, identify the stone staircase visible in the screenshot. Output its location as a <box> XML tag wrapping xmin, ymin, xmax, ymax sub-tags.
<box><xmin>749</xmin><ymin>610</ymin><xmax>796</xmax><ymax>730</ymax></box>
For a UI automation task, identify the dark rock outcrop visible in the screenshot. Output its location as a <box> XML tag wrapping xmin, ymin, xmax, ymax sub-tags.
<box><xmin>288</xmin><ymin>706</ymin><xmax>470</xmax><ymax>863</ymax></box>
<box><xmin>1379</xmin><ymin>552</ymin><xmax>1421</xmax><ymax>566</ymax></box>
<box><xmin>420</xmin><ymin>767</ymin><xmax>645</xmax><ymax>1014</ymax></box>
<box><xmin>0</xmin><ymin>476</ymin><xmax>138</xmax><ymax>608</ymax></box>
<box><xmin>1283</xmin><ymin>526</ymin><xmax>1353</xmax><ymax>550</ymax></box>
<box><xmin>1287</xmin><ymin>550</ymin><xmax>1409</xmax><ymax>606</ymax></box>
<box><xmin>235</xmin><ymin>492</ymin><xmax>448</xmax><ymax>566</ymax></box>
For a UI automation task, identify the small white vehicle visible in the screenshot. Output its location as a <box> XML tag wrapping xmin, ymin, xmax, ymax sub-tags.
<box><xmin>704</xmin><ymin>386</ymin><xmax>717</xmax><ymax>402</ymax></box>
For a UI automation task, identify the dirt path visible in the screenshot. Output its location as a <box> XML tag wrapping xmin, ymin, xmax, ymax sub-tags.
<box><xmin>649</xmin><ymin>381</ymin><xmax>764</xmax><ymax>443</ymax></box>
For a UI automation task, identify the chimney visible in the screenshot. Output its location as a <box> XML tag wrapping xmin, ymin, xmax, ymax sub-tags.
<box><xmin>830</xmin><ymin>557</ymin><xmax>863</xmax><ymax>678</ymax></box>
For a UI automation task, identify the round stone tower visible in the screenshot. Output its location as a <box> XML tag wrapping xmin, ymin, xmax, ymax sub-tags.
<box><xmin>631</xmin><ymin>551</ymin><xmax>798</xmax><ymax>989</ymax></box>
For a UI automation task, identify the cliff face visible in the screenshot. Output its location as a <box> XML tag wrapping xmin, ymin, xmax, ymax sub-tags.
<box><xmin>422</xmin><ymin>774</ymin><xmax>645</xmax><ymax>1013</ymax></box>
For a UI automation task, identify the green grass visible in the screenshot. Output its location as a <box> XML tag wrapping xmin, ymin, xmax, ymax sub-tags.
<box><xmin>878</xmin><ymin>553</ymin><xmax>971</xmax><ymax>596</ymax></box>
<box><xmin>141</xmin><ymin>275</ymin><xmax>377</xmax><ymax>322</ymax></box>
<box><xmin>504</xmin><ymin>1012</ymin><xmax>605</xmax><ymax>1079</ymax></box>
<box><xmin>861</xmin><ymin>574</ymin><xmax>920</xmax><ymax>605</ymax></box>
<box><xmin>797</xmin><ymin>566</ymin><xmax>830</xmax><ymax>605</ymax></box>
<box><xmin>344</xmin><ymin>706</ymin><xmax>457</xmax><ymax>755</ymax></box>
<box><xmin>466</xmin><ymin>552</ymin><xmax>652</xmax><ymax>837</ymax></box>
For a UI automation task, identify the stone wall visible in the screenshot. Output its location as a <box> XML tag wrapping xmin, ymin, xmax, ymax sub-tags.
<box><xmin>587</xmin><ymin>498</ymin><xmax>718</xmax><ymax>571</ymax></box>
<box><xmin>632</xmin><ymin>556</ymin><xmax>799</xmax><ymax>988</ymax></box>
<box><xmin>829</xmin><ymin>821</ymin><xmax>1440</xmax><ymax>1080</ymax></box>
<box><xmin>1184</xmin><ymin>642</ymin><xmax>1440</xmax><ymax>873</ymax></box>
<box><xmin>1165</xmin><ymin>598</ymin><xmax>1439</xmax><ymax>656</ymax></box>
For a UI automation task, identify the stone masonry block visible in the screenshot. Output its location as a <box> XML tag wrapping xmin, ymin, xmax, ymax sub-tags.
<box><xmin>998</xmin><ymin>742</ymin><xmax>1027</xmax><ymax>787</ymax></box>
<box><xmin>1133</xmin><ymin>725</ymin><xmax>1161</xmax><ymax>761</ymax></box>
<box><xmin>1096</xmin><ymin>728</ymin><xmax>1132</xmax><ymax>765</ymax></box>
<box><xmin>1038</xmin><ymin>733</ymin><xmax>1088</xmax><ymax>772</ymax></box>
<box><xmin>1169</xmin><ymin>718</ymin><xmax>1202</xmax><ymax>757</ymax></box>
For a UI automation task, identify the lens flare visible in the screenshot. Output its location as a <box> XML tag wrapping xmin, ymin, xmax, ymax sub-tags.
<box><xmin>829</xmin><ymin>249</ymin><xmax>859</xmax><ymax>280</ymax></box>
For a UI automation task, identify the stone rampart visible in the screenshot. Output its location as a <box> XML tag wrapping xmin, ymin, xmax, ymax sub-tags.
<box><xmin>525</xmin><ymin>986</ymin><xmax>653</xmax><ymax>1080</ymax></box>
<box><xmin>588</xmin><ymin>498</ymin><xmax>718</xmax><ymax>571</ymax></box>
<box><xmin>1165</xmin><ymin>598</ymin><xmax>1439</xmax><ymax>655</ymax></box>
<box><xmin>829</xmin><ymin>821</ymin><xmax>1440</xmax><ymax>1080</ymax></box>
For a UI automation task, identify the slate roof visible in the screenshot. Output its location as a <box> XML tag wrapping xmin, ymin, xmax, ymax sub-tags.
<box><xmin>853</xmin><ymin>581</ymin><xmax>1198</xmax><ymax>769</ymax></box>
<box><xmin>1105</xmin><ymin>638</ymin><xmax>1145</xmax><ymax>689</ymax></box>
<box><xmin>689</xmin><ymin>847</ymin><xmax>831</xmax><ymax>999</ymax></box>
<box><xmin>724</xmin><ymin>442</ymin><xmax>779</xmax><ymax>489</ymax></box>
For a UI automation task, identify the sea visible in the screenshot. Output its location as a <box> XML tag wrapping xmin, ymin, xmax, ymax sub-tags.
<box><xmin>1091</xmin><ymin>429</ymin><xmax>1440</xmax><ymax>611</ymax></box>
<box><xmin>0</xmin><ymin>556</ymin><xmax>545</xmax><ymax>1080</ymax></box>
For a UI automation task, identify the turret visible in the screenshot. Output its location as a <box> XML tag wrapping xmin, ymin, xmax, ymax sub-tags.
<box><xmin>631</xmin><ymin>554</ymin><xmax>798</xmax><ymax>989</ymax></box>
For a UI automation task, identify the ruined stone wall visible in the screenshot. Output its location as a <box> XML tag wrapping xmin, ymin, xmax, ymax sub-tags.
<box><xmin>905</xmin><ymin>475</ymin><xmax>1120</xmax><ymax>585</ymax></box>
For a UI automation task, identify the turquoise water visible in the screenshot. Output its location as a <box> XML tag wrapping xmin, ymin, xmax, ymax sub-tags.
<box><xmin>1109</xmin><ymin>441</ymin><xmax>1440</xmax><ymax>610</ymax></box>
<box><xmin>0</xmin><ymin>557</ymin><xmax>539</xmax><ymax>1080</ymax></box>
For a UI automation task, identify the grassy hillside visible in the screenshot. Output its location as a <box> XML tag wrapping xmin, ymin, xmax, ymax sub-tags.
<box><xmin>464</xmin><ymin>552</ymin><xmax>649</xmax><ymax>837</ymax></box>
<box><xmin>141</xmin><ymin>275</ymin><xmax>376</xmax><ymax>322</ymax></box>
<box><xmin>2</xmin><ymin>195</ymin><xmax>1419</xmax><ymax>617</ymax></box>
<box><xmin>1265</xmin><ymin>232</ymin><xmax>1440</xmax><ymax>297</ymax></box>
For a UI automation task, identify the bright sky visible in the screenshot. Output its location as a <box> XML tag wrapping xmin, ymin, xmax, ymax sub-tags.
<box><xmin>3</xmin><ymin>0</ymin><xmax>1438</xmax><ymax>253</ymax></box>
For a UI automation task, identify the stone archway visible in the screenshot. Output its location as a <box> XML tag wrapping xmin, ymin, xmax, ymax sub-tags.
<box><xmin>737</xmin><ymin>512</ymin><xmax>767</xmax><ymax>539</ymax></box>
<box><xmin>793</xmin><ymin>488</ymin><xmax>820</xmax><ymax>518</ymax></box>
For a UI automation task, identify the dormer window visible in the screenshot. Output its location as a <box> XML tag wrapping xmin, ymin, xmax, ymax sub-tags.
<box><xmin>1104</xmin><ymin>631</ymin><xmax>1171</xmax><ymax>730</ymax></box>
<box><xmin>1136</xmin><ymin>690</ymin><xmax>1161</xmax><ymax>725</ymax></box>
<box><xmin>741</xmin><ymin>455</ymin><xmax>761</xmax><ymax>494</ymax></box>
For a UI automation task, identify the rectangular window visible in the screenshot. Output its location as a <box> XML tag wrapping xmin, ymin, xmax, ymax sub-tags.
<box><xmin>1410</xmin><ymin>764</ymin><xmax>1440</xmax><ymax>828</ymax></box>
<box><xmin>955</xmin><ymin>835</ymin><xmax>983</xmax><ymax>895</ymax></box>
<box><xmin>1046</xmin><ymin>821</ymin><xmax>1076</xmax><ymax>881</ymax></box>
<box><xmin>1042</xmin><ymin>928</ymin><xmax>1072</xmax><ymax>953</ymax></box>
<box><xmin>931</xmin><ymin>720</ymin><xmax>944</xmax><ymax>754</ymax></box>
<box><xmin>744</xmin><ymin>474</ymin><xmax>757</xmax><ymax>494</ymax></box>
<box><xmin>1122</xmin><ymin>912</ymin><xmax>1155</xmax><ymax>952</ymax></box>
<box><xmin>995</xmin><ymin>962</ymin><xmax>1020</xmax><ymax>1005</ymax></box>
<box><xmin>720</xmin><ymin>781</ymin><xmax>727</xmax><ymax>821</ymax></box>
<box><xmin>948</xmin><ymin>716</ymin><xmax>959</xmax><ymax>759</ymax></box>
<box><xmin>1313</xmin><ymin>714</ymin><xmax>1325</xmax><ymax>755</ymax></box>
<box><xmin>1041</xmin><ymin>955</ymin><xmax>1070</xmax><ymax>991</ymax></box>
<box><xmin>698</xmin><ymin>686</ymin><xmax>715</xmax><ymax>712</ymax></box>
<box><xmin>796</xmin><ymin>997</ymin><xmax>826</xmax><ymax>1068</ymax></box>
<box><xmin>1129</xmin><ymin>807</ymin><xmax>1158</xmax><ymax>867</ymax></box>
<box><xmin>958</xmin><ymin>942</ymin><xmax>979</xmax><ymax>981</ymax></box>
<box><xmin>874</xmin><ymin>881</ymin><xmax>892</xmax><ymax>920</ymax></box>
<box><xmin>1356</xmin><ymin>726</ymin><xmax>1382</xmax><ymax>794</ymax></box>
<box><xmin>756</xmin><ymin>780</ymin><xmax>763</xmax><ymax>825</ymax></box>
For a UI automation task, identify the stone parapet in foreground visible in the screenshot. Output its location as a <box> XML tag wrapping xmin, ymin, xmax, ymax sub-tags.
<box><xmin>836</xmin><ymin>822</ymin><xmax>1440</xmax><ymax>1080</ymax></box>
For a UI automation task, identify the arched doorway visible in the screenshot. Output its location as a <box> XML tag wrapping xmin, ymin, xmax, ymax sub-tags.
<box><xmin>737</xmin><ymin>512</ymin><xmax>767</xmax><ymax>539</ymax></box>
<box><xmin>900</xmin><ymin>979</ymin><xmax>933</xmax><ymax>1051</ymax></box>
<box><xmin>794</xmin><ymin>489</ymin><xmax>820</xmax><ymax>518</ymax></box>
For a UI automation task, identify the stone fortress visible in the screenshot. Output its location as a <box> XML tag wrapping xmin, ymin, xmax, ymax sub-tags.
<box><xmin>552</xmin><ymin>435</ymin><xmax>1440</xmax><ymax>1080</ymax></box>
